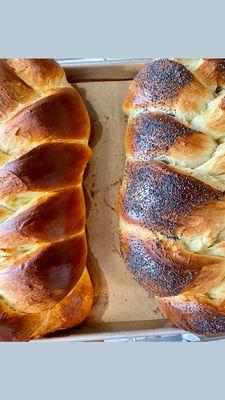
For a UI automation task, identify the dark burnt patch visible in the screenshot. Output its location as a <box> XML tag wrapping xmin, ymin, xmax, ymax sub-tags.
<box><xmin>127</xmin><ymin>112</ymin><xmax>196</xmax><ymax>158</ymax></box>
<box><xmin>121</xmin><ymin>160</ymin><xmax>221</xmax><ymax>234</ymax></box>
<box><xmin>135</xmin><ymin>59</ymin><xmax>192</xmax><ymax>105</ymax></box>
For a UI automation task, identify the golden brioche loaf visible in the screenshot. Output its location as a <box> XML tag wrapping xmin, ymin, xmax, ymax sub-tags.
<box><xmin>119</xmin><ymin>58</ymin><xmax>225</xmax><ymax>335</ymax></box>
<box><xmin>0</xmin><ymin>59</ymin><xmax>93</xmax><ymax>341</ymax></box>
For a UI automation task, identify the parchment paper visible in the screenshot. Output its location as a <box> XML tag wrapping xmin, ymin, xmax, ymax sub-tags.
<box><xmin>74</xmin><ymin>81</ymin><xmax>164</xmax><ymax>323</ymax></box>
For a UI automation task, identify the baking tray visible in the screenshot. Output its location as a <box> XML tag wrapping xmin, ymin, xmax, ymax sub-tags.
<box><xmin>37</xmin><ymin>59</ymin><xmax>225</xmax><ymax>342</ymax></box>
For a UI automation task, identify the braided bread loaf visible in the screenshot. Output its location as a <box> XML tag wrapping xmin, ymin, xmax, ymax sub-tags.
<box><xmin>119</xmin><ymin>58</ymin><xmax>225</xmax><ymax>335</ymax></box>
<box><xmin>0</xmin><ymin>59</ymin><xmax>93</xmax><ymax>341</ymax></box>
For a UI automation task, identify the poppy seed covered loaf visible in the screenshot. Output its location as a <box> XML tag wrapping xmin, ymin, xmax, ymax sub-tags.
<box><xmin>119</xmin><ymin>58</ymin><xmax>225</xmax><ymax>334</ymax></box>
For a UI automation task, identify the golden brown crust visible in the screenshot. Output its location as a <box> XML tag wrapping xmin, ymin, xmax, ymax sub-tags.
<box><xmin>0</xmin><ymin>267</ymin><xmax>93</xmax><ymax>341</ymax></box>
<box><xmin>0</xmin><ymin>235</ymin><xmax>87</xmax><ymax>313</ymax></box>
<box><xmin>178</xmin><ymin>58</ymin><xmax>225</xmax><ymax>91</ymax></box>
<box><xmin>0</xmin><ymin>59</ymin><xmax>93</xmax><ymax>341</ymax></box>
<box><xmin>0</xmin><ymin>87</ymin><xmax>90</xmax><ymax>152</ymax></box>
<box><xmin>120</xmin><ymin>58</ymin><xmax>225</xmax><ymax>335</ymax></box>
<box><xmin>192</xmin><ymin>92</ymin><xmax>225</xmax><ymax>140</ymax></box>
<box><xmin>0</xmin><ymin>189</ymin><xmax>86</xmax><ymax>245</ymax></box>
<box><xmin>2</xmin><ymin>143</ymin><xmax>91</xmax><ymax>195</ymax></box>
<box><xmin>0</xmin><ymin>300</ymin><xmax>42</xmax><ymax>342</ymax></box>
<box><xmin>0</xmin><ymin>61</ymin><xmax>36</xmax><ymax>119</ymax></box>
<box><xmin>5</xmin><ymin>58</ymin><xmax>68</xmax><ymax>91</ymax></box>
<box><xmin>35</xmin><ymin>267</ymin><xmax>93</xmax><ymax>339</ymax></box>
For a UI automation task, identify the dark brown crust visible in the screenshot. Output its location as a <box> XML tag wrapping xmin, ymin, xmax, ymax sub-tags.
<box><xmin>0</xmin><ymin>235</ymin><xmax>87</xmax><ymax>313</ymax></box>
<box><xmin>0</xmin><ymin>300</ymin><xmax>41</xmax><ymax>342</ymax></box>
<box><xmin>134</xmin><ymin>59</ymin><xmax>192</xmax><ymax>105</ymax></box>
<box><xmin>2</xmin><ymin>142</ymin><xmax>91</xmax><ymax>195</ymax></box>
<box><xmin>0</xmin><ymin>87</ymin><xmax>90</xmax><ymax>146</ymax></box>
<box><xmin>126</xmin><ymin>112</ymin><xmax>202</xmax><ymax>159</ymax></box>
<box><xmin>0</xmin><ymin>188</ymin><xmax>85</xmax><ymax>246</ymax></box>
<box><xmin>120</xmin><ymin>160</ymin><xmax>221</xmax><ymax>234</ymax></box>
<box><xmin>159</xmin><ymin>295</ymin><xmax>225</xmax><ymax>334</ymax></box>
<box><xmin>35</xmin><ymin>267</ymin><xmax>93</xmax><ymax>339</ymax></box>
<box><xmin>0</xmin><ymin>266</ymin><xmax>93</xmax><ymax>342</ymax></box>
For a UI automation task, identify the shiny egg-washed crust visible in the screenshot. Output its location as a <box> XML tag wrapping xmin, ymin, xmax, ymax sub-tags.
<box><xmin>0</xmin><ymin>59</ymin><xmax>93</xmax><ymax>341</ymax></box>
<box><xmin>119</xmin><ymin>58</ymin><xmax>225</xmax><ymax>335</ymax></box>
